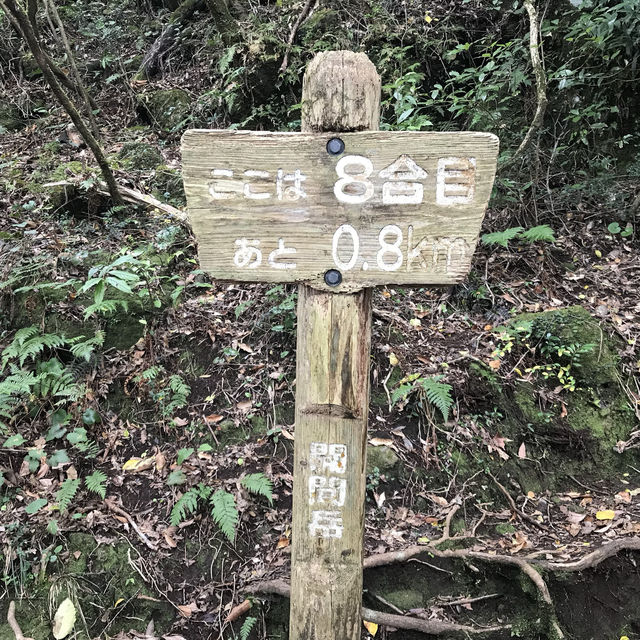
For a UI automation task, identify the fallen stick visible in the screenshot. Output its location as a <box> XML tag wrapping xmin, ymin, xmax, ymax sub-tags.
<box><xmin>43</xmin><ymin>180</ymin><xmax>191</xmax><ymax>230</ymax></box>
<box><xmin>105</xmin><ymin>497</ymin><xmax>158</xmax><ymax>551</ymax></box>
<box><xmin>95</xmin><ymin>183</ymin><xmax>190</xmax><ymax>228</ymax></box>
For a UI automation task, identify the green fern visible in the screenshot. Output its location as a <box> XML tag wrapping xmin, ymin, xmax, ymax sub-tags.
<box><xmin>481</xmin><ymin>226</ymin><xmax>524</xmax><ymax>248</ymax></box>
<box><xmin>519</xmin><ymin>224</ymin><xmax>556</xmax><ymax>243</ymax></box>
<box><xmin>69</xmin><ymin>331</ymin><xmax>105</xmax><ymax>361</ymax></box>
<box><xmin>419</xmin><ymin>376</ymin><xmax>454</xmax><ymax>422</ymax></box>
<box><xmin>137</xmin><ymin>365</ymin><xmax>163</xmax><ymax>381</ymax></box>
<box><xmin>170</xmin><ymin>487</ymin><xmax>201</xmax><ymax>526</ymax></box>
<box><xmin>240</xmin><ymin>616</ymin><xmax>257</xmax><ymax>640</ymax></box>
<box><xmin>85</xmin><ymin>471</ymin><xmax>107</xmax><ymax>499</ymax></box>
<box><xmin>241</xmin><ymin>473</ymin><xmax>273</xmax><ymax>505</ymax></box>
<box><xmin>165</xmin><ymin>375</ymin><xmax>190</xmax><ymax>414</ymax></box>
<box><xmin>56</xmin><ymin>478</ymin><xmax>80</xmax><ymax>512</ymax></box>
<box><xmin>1</xmin><ymin>327</ymin><xmax>66</xmax><ymax>370</ymax></box>
<box><xmin>210</xmin><ymin>489</ymin><xmax>239</xmax><ymax>542</ymax></box>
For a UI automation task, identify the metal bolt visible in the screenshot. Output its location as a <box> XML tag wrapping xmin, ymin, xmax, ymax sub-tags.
<box><xmin>326</xmin><ymin>137</ymin><xmax>345</xmax><ymax>155</ymax></box>
<box><xmin>324</xmin><ymin>269</ymin><xmax>342</xmax><ymax>286</ymax></box>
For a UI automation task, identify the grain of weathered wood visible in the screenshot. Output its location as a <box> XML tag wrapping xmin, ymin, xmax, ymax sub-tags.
<box><xmin>181</xmin><ymin>129</ymin><xmax>498</xmax><ymax>291</ymax></box>
<box><xmin>290</xmin><ymin>287</ymin><xmax>371</xmax><ymax>640</ymax></box>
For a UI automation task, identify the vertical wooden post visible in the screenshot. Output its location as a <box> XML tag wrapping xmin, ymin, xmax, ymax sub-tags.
<box><xmin>289</xmin><ymin>51</ymin><xmax>381</xmax><ymax>640</ymax></box>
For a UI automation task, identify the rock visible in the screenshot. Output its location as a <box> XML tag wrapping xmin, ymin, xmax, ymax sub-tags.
<box><xmin>366</xmin><ymin>445</ymin><xmax>400</xmax><ymax>475</ymax></box>
<box><xmin>380</xmin><ymin>588</ymin><xmax>424</xmax><ymax>611</ymax></box>
<box><xmin>152</xmin><ymin>165</ymin><xmax>186</xmax><ymax>204</ymax></box>
<box><xmin>508</xmin><ymin>305</ymin><xmax>618</xmax><ymax>386</ymax></box>
<box><xmin>119</xmin><ymin>141</ymin><xmax>164</xmax><ymax>170</ymax></box>
<box><xmin>138</xmin><ymin>89</ymin><xmax>191</xmax><ymax>132</ymax></box>
<box><xmin>0</xmin><ymin>103</ymin><xmax>24</xmax><ymax>132</ymax></box>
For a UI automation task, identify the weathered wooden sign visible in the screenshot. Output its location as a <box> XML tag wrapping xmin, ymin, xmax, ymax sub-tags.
<box><xmin>182</xmin><ymin>130</ymin><xmax>498</xmax><ymax>291</ymax></box>
<box><xmin>183</xmin><ymin>50</ymin><xmax>499</xmax><ymax>640</ymax></box>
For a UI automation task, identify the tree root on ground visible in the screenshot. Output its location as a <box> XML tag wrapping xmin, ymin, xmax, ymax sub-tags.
<box><xmin>246</xmin><ymin>536</ymin><xmax>640</xmax><ymax>637</ymax></box>
<box><xmin>7</xmin><ymin>602</ymin><xmax>35</xmax><ymax>640</ymax></box>
<box><xmin>244</xmin><ymin>579</ymin><xmax>510</xmax><ymax>636</ymax></box>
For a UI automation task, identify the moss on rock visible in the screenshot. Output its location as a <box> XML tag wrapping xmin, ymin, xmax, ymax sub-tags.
<box><xmin>118</xmin><ymin>141</ymin><xmax>164</xmax><ymax>170</ymax></box>
<box><xmin>138</xmin><ymin>89</ymin><xmax>191</xmax><ymax>132</ymax></box>
<box><xmin>0</xmin><ymin>103</ymin><xmax>24</xmax><ymax>132</ymax></box>
<box><xmin>366</xmin><ymin>445</ymin><xmax>400</xmax><ymax>475</ymax></box>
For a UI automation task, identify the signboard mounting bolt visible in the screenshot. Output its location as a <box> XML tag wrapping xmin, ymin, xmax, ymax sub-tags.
<box><xmin>324</xmin><ymin>269</ymin><xmax>342</xmax><ymax>286</ymax></box>
<box><xmin>326</xmin><ymin>137</ymin><xmax>345</xmax><ymax>155</ymax></box>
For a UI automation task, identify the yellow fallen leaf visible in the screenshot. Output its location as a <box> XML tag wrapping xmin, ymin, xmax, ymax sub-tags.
<box><xmin>424</xmin><ymin>13</ymin><xmax>432</xmax><ymax>23</ymax></box>
<box><xmin>52</xmin><ymin>598</ymin><xmax>76</xmax><ymax>639</ymax></box>
<box><xmin>388</xmin><ymin>352</ymin><xmax>399</xmax><ymax>366</ymax></box>
<box><xmin>363</xmin><ymin>620</ymin><xmax>378</xmax><ymax>636</ymax></box>
<box><xmin>114</xmin><ymin>598</ymin><xmax>125</xmax><ymax>608</ymax></box>
<box><xmin>595</xmin><ymin>510</ymin><xmax>616</xmax><ymax>520</ymax></box>
<box><xmin>122</xmin><ymin>456</ymin><xmax>155</xmax><ymax>473</ymax></box>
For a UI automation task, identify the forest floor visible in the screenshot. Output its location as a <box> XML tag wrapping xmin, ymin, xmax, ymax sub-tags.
<box><xmin>2</xmin><ymin>53</ymin><xmax>640</xmax><ymax>640</ymax></box>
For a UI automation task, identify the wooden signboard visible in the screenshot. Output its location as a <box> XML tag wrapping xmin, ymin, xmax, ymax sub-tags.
<box><xmin>182</xmin><ymin>130</ymin><xmax>498</xmax><ymax>292</ymax></box>
<box><xmin>183</xmin><ymin>50</ymin><xmax>499</xmax><ymax>640</ymax></box>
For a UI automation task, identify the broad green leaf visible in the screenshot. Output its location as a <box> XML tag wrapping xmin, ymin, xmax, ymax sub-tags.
<box><xmin>25</xmin><ymin>498</ymin><xmax>48</xmax><ymax>514</ymax></box>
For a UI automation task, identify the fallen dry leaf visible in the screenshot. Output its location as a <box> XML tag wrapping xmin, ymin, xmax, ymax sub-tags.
<box><xmin>363</xmin><ymin>620</ymin><xmax>378</xmax><ymax>636</ymax></box>
<box><xmin>122</xmin><ymin>457</ymin><xmax>156</xmax><ymax>473</ymax></box>
<box><xmin>225</xmin><ymin>599</ymin><xmax>252</xmax><ymax>623</ymax></box>
<box><xmin>369</xmin><ymin>437</ymin><xmax>395</xmax><ymax>449</ymax></box>
<box><xmin>177</xmin><ymin>603</ymin><xmax>198</xmax><ymax>618</ymax></box>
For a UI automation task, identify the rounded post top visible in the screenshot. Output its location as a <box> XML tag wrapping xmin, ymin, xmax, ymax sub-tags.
<box><xmin>301</xmin><ymin>50</ymin><xmax>381</xmax><ymax>134</ymax></box>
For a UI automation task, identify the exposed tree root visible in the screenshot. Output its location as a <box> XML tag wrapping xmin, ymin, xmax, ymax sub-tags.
<box><xmin>246</xmin><ymin>537</ymin><xmax>640</xmax><ymax>637</ymax></box>
<box><xmin>244</xmin><ymin>579</ymin><xmax>510</xmax><ymax>636</ymax></box>
<box><xmin>7</xmin><ymin>602</ymin><xmax>35</xmax><ymax>640</ymax></box>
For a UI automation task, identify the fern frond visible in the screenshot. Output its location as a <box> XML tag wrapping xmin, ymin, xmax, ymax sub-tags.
<box><xmin>519</xmin><ymin>224</ymin><xmax>556</xmax><ymax>243</ymax></box>
<box><xmin>481</xmin><ymin>227</ymin><xmax>523</xmax><ymax>248</ymax></box>
<box><xmin>240</xmin><ymin>616</ymin><xmax>257</xmax><ymax>640</ymax></box>
<box><xmin>19</xmin><ymin>334</ymin><xmax>66</xmax><ymax>366</ymax></box>
<box><xmin>210</xmin><ymin>489</ymin><xmax>238</xmax><ymax>542</ymax></box>
<box><xmin>69</xmin><ymin>331</ymin><xmax>105</xmax><ymax>361</ymax></box>
<box><xmin>391</xmin><ymin>383</ymin><xmax>414</xmax><ymax>407</ymax></box>
<box><xmin>56</xmin><ymin>478</ymin><xmax>80</xmax><ymax>512</ymax></box>
<box><xmin>170</xmin><ymin>488</ymin><xmax>200</xmax><ymax>526</ymax></box>
<box><xmin>139</xmin><ymin>365</ymin><xmax>163</xmax><ymax>381</ymax></box>
<box><xmin>419</xmin><ymin>376</ymin><xmax>454</xmax><ymax>422</ymax></box>
<box><xmin>168</xmin><ymin>375</ymin><xmax>190</xmax><ymax>398</ymax></box>
<box><xmin>85</xmin><ymin>471</ymin><xmax>107</xmax><ymax>499</ymax></box>
<box><xmin>241</xmin><ymin>473</ymin><xmax>273</xmax><ymax>505</ymax></box>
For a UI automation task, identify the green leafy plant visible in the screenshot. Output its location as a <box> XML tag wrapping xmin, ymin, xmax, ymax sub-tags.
<box><xmin>608</xmin><ymin>221</ymin><xmax>633</xmax><ymax>238</ymax></box>
<box><xmin>134</xmin><ymin>366</ymin><xmax>191</xmax><ymax>418</ymax></box>
<box><xmin>241</xmin><ymin>473</ymin><xmax>273</xmax><ymax>505</ymax></box>
<box><xmin>170</xmin><ymin>473</ymin><xmax>273</xmax><ymax>541</ymax></box>
<box><xmin>55</xmin><ymin>478</ymin><xmax>80</xmax><ymax>512</ymax></box>
<box><xmin>240</xmin><ymin>616</ymin><xmax>257</xmax><ymax>640</ymax></box>
<box><xmin>79</xmin><ymin>250</ymin><xmax>166</xmax><ymax>319</ymax></box>
<box><xmin>482</xmin><ymin>225</ymin><xmax>555</xmax><ymax>248</ymax></box>
<box><xmin>210</xmin><ymin>489</ymin><xmax>239</xmax><ymax>542</ymax></box>
<box><xmin>392</xmin><ymin>374</ymin><xmax>454</xmax><ymax>421</ymax></box>
<box><xmin>492</xmin><ymin>321</ymin><xmax>595</xmax><ymax>392</ymax></box>
<box><xmin>0</xmin><ymin>327</ymin><xmax>103</xmax><ymax>431</ymax></box>
<box><xmin>85</xmin><ymin>471</ymin><xmax>107</xmax><ymax>499</ymax></box>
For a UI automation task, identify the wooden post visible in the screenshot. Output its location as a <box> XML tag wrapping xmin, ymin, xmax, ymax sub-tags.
<box><xmin>289</xmin><ymin>51</ymin><xmax>381</xmax><ymax>640</ymax></box>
